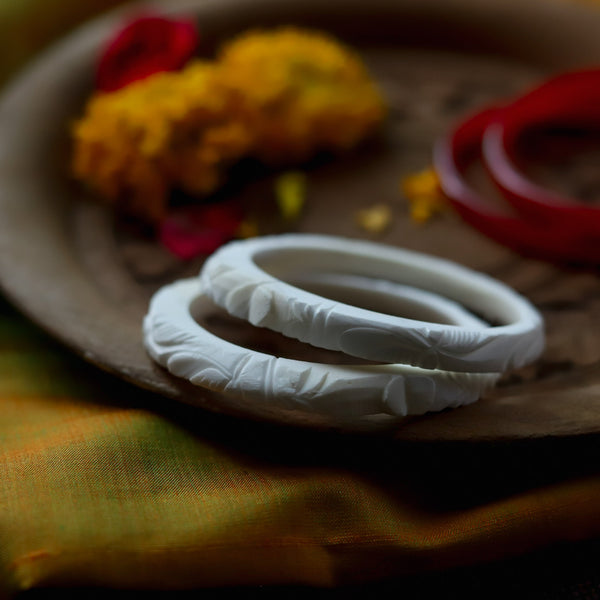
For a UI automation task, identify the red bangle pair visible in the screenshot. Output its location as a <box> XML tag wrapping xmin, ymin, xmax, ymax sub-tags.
<box><xmin>434</xmin><ymin>69</ymin><xmax>600</xmax><ymax>266</ymax></box>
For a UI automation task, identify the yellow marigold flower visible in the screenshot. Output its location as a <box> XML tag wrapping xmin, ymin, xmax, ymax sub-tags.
<box><xmin>217</xmin><ymin>27</ymin><xmax>387</xmax><ymax>163</ymax></box>
<box><xmin>72</xmin><ymin>61</ymin><xmax>253</xmax><ymax>222</ymax></box>
<box><xmin>71</xmin><ymin>28</ymin><xmax>386</xmax><ymax>223</ymax></box>
<box><xmin>401</xmin><ymin>168</ymin><xmax>447</xmax><ymax>224</ymax></box>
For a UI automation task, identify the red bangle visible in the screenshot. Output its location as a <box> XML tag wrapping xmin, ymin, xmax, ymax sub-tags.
<box><xmin>482</xmin><ymin>69</ymin><xmax>600</xmax><ymax>225</ymax></box>
<box><xmin>433</xmin><ymin>106</ymin><xmax>600</xmax><ymax>265</ymax></box>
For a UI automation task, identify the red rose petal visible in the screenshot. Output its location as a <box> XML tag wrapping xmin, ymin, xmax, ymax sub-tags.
<box><xmin>159</xmin><ymin>203</ymin><xmax>244</xmax><ymax>260</ymax></box>
<box><xmin>96</xmin><ymin>13</ymin><xmax>199</xmax><ymax>92</ymax></box>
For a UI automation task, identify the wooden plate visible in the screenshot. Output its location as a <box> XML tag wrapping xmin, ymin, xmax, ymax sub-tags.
<box><xmin>2</xmin><ymin>0</ymin><xmax>600</xmax><ymax>439</ymax></box>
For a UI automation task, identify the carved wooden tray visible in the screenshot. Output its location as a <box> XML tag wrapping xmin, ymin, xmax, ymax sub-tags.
<box><xmin>2</xmin><ymin>0</ymin><xmax>600</xmax><ymax>440</ymax></box>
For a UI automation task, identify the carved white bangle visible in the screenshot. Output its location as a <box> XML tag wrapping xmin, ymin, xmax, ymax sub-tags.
<box><xmin>287</xmin><ymin>272</ymin><xmax>488</xmax><ymax>329</ymax></box>
<box><xmin>143</xmin><ymin>278</ymin><xmax>499</xmax><ymax>418</ymax></box>
<box><xmin>200</xmin><ymin>234</ymin><xmax>544</xmax><ymax>372</ymax></box>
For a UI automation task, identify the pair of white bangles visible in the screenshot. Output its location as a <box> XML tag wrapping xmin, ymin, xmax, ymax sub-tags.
<box><xmin>144</xmin><ymin>234</ymin><xmax>544</xmax><ymax>418</ymax></box>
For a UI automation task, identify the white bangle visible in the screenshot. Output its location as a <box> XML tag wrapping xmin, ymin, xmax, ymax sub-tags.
<box><xmin>143</xmin><ymin>278</ymin><xmax>499</xmax><ymax>418</ymax></box>
<box><xmin>286</xmin><ymin>272</ymin><xmax>488</xmax><ymax>329</ymax></box>
<box><xmin>200</xmin><ymin>234</ymin><xmax>544</xmax><ymax>372</ymax></box>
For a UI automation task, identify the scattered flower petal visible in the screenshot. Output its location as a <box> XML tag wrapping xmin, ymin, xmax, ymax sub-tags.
<box><xmin>97</xmin><ymin>13</ymin><xmax>199</xmax><ymax>92</ymax></box>
<box><xmin>355</xmin><ymin>203</ymin><xmax>392</xmax><ymax>233</ymax></box>
<box><xmin>158</xmin><ymin>202</ymin><xmax>244</xmax><ymax>259</ymax></box>
<box><xmin>401</xmin><ymin>168</ymin><xmax>447</xmax><ymax>224</ymax></box>
<box><xmin>275</xmin><ymin>171</ymin><xmax>307</xmax><ymax>221</ymax></box>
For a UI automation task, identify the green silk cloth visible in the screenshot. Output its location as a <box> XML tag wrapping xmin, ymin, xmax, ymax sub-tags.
<box><xmin>1</xmin><ymin>0</ymin><xmax>600</xmax><ymax>596</ymax></box>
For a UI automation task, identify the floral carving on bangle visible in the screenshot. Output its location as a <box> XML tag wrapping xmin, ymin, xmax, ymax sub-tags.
<box><xmin>200</xmin><ymin>234</ymin><xmax>545</xmax><ymax>373</ymax></box>
<box><xmin>143</xmin><ymin>279</ymin><xmax>499</xmax><ymax>417</ymax></box>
